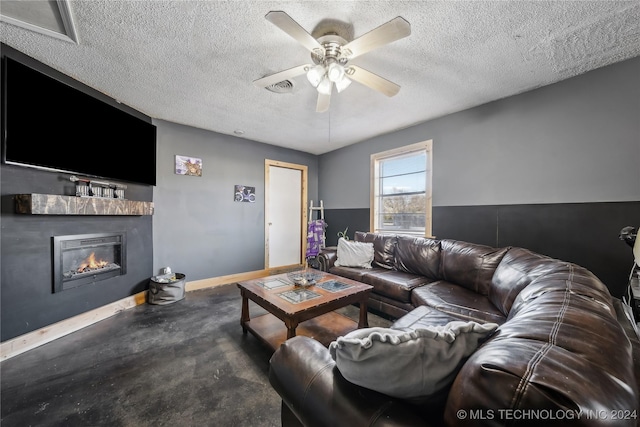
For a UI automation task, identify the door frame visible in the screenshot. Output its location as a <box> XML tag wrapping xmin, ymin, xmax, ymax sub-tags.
<box><xmin>264</xmin><ymin>159</ymin><xmax>308</xmax><ymax>270</ymax></box>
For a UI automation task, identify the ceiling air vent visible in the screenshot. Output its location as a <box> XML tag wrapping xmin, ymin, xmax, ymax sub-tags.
<box><xmin>265</xmin><ymin>80</ymin><xmax>294</xmax><ymax>94</ymax></box>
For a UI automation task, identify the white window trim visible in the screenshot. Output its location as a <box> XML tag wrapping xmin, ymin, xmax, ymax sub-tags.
<box><xmin>370</xmin><ymin>140</ymin><xmax>433</xmax><ymax>238</ymax></box>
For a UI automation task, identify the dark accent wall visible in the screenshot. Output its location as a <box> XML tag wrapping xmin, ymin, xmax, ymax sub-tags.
<box><xmin>324</xmin><ymin>208</ymin><xmax>370</xmax><ymax>246</ymax></box>
<box><xmin>0</xmin><ymin>46</ymin><xmax>155</xmax><ymax>341</ymax></box>
<box><xmin>324</xmin><ymin>201</ymin><xmax>640</xmax><ymax>298</ymax></box>
<box><xmin>0</xmin><ymin>165</ymin><xmax>153</xmax><ymax>341</ymax></box>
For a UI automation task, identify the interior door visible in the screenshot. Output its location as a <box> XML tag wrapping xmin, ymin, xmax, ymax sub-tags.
<box><xmin>265</xmin><ymin>160</ymin><xmax>308</xmax><ymax>269</ymax></box>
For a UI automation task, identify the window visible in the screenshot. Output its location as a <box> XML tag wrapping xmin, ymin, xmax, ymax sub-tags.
<box><xmin>370</xmin><ymin>140</ymin><xmax>432</xmax><ymax>237</ymax></box>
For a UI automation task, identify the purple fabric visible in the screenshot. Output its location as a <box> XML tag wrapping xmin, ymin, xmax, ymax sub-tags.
<box><xmin>306</xmin><ymin>220</ymin><xmax>326</xmax><ymax>258</ymax></box>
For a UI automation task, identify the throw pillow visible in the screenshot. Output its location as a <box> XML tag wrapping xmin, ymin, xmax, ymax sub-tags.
<box><xmin>334</xmin><ymin>237</ymin><xmax>374</xmax><ymax>268</ymax></box>
<box><xmin>329</xmin><ymin>321</ymin><xmax>499</xmax><ymax>400</ymax></box>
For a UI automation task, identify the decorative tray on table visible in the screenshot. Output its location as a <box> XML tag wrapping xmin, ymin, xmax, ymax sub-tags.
<box><xmin>286</xmin><ymin>269</ymin><xmax>324</xmax><ymax>287</ymax></box>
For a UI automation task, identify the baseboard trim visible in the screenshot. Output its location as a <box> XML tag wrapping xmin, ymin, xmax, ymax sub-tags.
<box><xmin>1</xmin><ymin>269</ymin><xmax>274</xmax><ymax>361</ymax></box>
<box><xmin>0</xmin><ymin>291</ymin><xmax>146</xmax><ymax>361</ymax></box>
<box><xmin>185</xmin><ymin>269</ymin><xmax>271</xmax><ymax>292</ymax></box>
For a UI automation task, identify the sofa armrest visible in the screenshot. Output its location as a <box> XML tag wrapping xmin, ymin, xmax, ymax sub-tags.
<box><xmin>317</xmin><ymin>246</ymin><xmax>337</xmax><ymax>272</ymax></box>
<box><xmin>269</xmin><ymin>336</ymin><xmax>427</xmax><ymax>427</ymax></box>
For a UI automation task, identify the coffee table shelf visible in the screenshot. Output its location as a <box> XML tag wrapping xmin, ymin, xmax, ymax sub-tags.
<box><xmin>244</xmin><ymin>311</ymin><xmax>358</xmax><ymax>351</ymax></box>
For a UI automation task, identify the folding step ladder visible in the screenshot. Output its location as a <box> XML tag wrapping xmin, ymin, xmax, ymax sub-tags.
<box><xmin>306</xmin><ymin>200</ymin><xmax>326</xmax><ymax>267</ymax></box>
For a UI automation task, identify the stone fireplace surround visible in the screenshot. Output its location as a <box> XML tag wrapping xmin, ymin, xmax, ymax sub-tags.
<box><xmin>0</xmin><ymin>164</ymin><xmax>154</xmax><ymax>342</ymax></box>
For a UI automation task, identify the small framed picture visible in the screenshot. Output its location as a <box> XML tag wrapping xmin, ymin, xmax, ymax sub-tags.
<box><xmin>175</xmin><ymin>155</ymin><xmax>202</xmax><ymax>176</ymax></box>
<box><xmin>234</xmin><ymin>185</ymin><xmax>255</xmax><ymax>203</ymax></box>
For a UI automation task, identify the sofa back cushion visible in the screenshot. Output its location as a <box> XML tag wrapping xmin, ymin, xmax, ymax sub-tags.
<box><xmin>439</xmin><ymin>240</ymin><xmax>508</xmax><ymax>296</ymax></box>
<box><xmin>489</xmin><ymin>247</ymin><xmax>567</xmax><ymax>315</ymax></box>
<box><xmin>394</xmin><ymin>236</ymin><xmax>441</xmax><ymax>279</ymax></box>
<box><xmin>354</xmin><ymin>232</ymin><xmax>397</xmax><ymax>269</ymax></box>
<box><xmin>334</xmin><ymin>238</ymin><xmax>375</xmax><ymax>268</ymax></box>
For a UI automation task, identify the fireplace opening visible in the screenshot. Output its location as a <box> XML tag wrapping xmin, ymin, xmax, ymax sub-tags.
<box><xmin>53</xmin><ymin>233</ymin><xmax>126</xmax><ymax>292</ymax></box>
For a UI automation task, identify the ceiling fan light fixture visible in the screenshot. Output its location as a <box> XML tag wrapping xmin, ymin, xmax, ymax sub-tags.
<box><xmin>317</xmin><ymin>76</ymin><xmax>333</xmax><ymax>95</ymax></box>
<box><xmin>258</xmin><ymin>11</ymin><xmax>411</xmax><ymax>112</ymax></box>
<box><xmin>306</xmin><ymin>64</ymin><xmax>326</xmax><ymax>87</ymax></box>
<box><xmin>327</xmin><ymin>62</ymin><xmax>344</xmax><ymax>83</ymax></box>
<box><xmin>335</xmin><ymin>76</ymin><xmax>352</xmax><ymax>93</ymax></box>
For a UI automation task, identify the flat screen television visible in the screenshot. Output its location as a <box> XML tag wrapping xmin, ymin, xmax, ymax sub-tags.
<box><xmin>1</xmin><ymin>55</ymin><xmax>157</xmax><ymax>186</ymax></box>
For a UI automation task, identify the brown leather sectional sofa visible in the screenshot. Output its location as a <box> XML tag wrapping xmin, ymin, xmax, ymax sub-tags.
<box><xmin>269</xmin><ymin>232</ymin><xmax>640</xmax><ymax>426</ymax></box>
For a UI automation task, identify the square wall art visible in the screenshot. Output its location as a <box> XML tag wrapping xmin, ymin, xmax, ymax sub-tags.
<box><xmin>175</xmin><ymin>155</ymin><xmax>202</xmax><ymax>176</ymax></box>
<box><xmin>234</xmin><ymin>185</ymin><xmax>255</xmax><ymax>202</ymax></box>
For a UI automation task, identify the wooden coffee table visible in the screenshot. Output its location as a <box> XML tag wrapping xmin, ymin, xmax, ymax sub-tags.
<box><xmin>237</xmin><ymin>271</ymin><xmax>373</xmax><ymax>351</ymax></box>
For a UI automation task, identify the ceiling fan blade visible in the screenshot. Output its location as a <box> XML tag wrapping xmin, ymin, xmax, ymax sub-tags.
<box><xmin>348</xmin><ymin>66</ymin><xmax>401</xmax><ymax>97</ymax></box>
<box><xmin>342</xmin><ymin>17</ymin><xmax>411</xmax><ymax>59</ymax></box>
<box><xmin>253</xmin><ymin>64</ymin><xmax>309</xmax><ymax>88</ymax></box>
<box><xmin>316</xmin><ymin>92</ymin><xmax>331</xmax><ymax>113</ymax></box>
<box><xmin>266</xmin><ymin>11</ymin><xmax>323</xmax><ymax>53</ymax></box>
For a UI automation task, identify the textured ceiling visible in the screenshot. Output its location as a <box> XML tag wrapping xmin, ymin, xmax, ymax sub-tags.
<box><xmin>1</xmin><ymin>1</ymin><xmax>639</xmax><ymax>155</ymax></box>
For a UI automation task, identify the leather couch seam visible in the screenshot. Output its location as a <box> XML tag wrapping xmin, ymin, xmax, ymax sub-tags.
<box><xmin>368</xmin><ymin>401</ymin><xmax>395</xmax><ymax>426</ymax></box>
<box><xmin>419</xmin><ymin>288</ymin><xmax>504</xmax><ymax>322</ymax></box>
<box><xmin>476</xmin><ymin>254</ymin><xmax>486</xmax><ymax>293</ymax></box>
<box><xmin>510</xmin><ymin>265</ymin><xmax>573</xmax><ymax>409</ymax></box>
<box><xmin>301</xmin><ymin>361</ymin><xmax>333</xmax><ymax>409</ymax></box>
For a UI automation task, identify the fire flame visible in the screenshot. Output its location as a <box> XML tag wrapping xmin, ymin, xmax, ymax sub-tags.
<box><xmin>77</xmin><ymin>252</ymin><xmax>108</xmax><ymax>272</ymax></box>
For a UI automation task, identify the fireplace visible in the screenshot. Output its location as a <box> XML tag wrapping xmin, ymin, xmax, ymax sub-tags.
<box><xmin>52</xmin><ymin>233</ymin><xmax>126</xmax><ymax>292</ymax></box>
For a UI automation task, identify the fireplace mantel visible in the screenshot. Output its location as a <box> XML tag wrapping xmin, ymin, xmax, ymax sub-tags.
<box><xmin>14</xmin><ymin>194</ymin><xmax>154</xmax><ymax>216</ymax></box>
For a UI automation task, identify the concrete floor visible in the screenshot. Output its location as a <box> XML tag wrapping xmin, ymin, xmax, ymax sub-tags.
<box><xmin>1</xmin><ymin>284</ymin><xmax>283</xmax><ymax>426</ymax></box>
<box><xmin>1</xmin><ymin>283</ymin><xmax>392</xmax><ymax>426</ymax></box>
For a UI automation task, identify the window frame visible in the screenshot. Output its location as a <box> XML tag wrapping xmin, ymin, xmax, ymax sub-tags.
<box><xmin>370</xmin><ymin>140</ymin><xmax>433</xmax><ymax>237</ymax></box>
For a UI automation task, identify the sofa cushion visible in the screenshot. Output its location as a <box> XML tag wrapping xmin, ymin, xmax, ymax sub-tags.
<box><xmin>439</xmin><ymin>240</ymin><xmax>508</xmax><ymax>295</ymax></box>
<box><xmin>360</xmin><ymin>270</ymin><xmax>434</xmax><ymax>303</ymax></box>
<box><xmin>394</xmin><ymin>236</ymin><xmax>441</xmax><ymax>278</ymax></box>
<box><xmin>354</xmin><ymin>231</ymin><xmax>397</xmax><ymax>269</ymax></box>
<box><xmin>412</xmin><ymin>281</ymin><xmax>507</xmax><ymax>324</ymax></box>
<box><xmin>329</xmin><ymin>266</ymin><xmax>386</xmax><ymax>282</ymax></box>
<box><xmin>489</xmin><ymin>247</ymin><xmax>568</xmax><ymax>315</ymax></box>
<box><xmin>329</xmin><ymin>322</ymin><xmax>499</xmax><ymax>401</ymax></box>
<box><xmin>334</xmin><ymin>238</ymin><xmax>374</xmax><ymax>268</ymax></box>
<box><xmin>392</xmin><ymin>305</ymin><xmax>486</xmax><ymax>329</ymax></box>
<box><xmin>367</xmin><ymin>292</ymin><xmax>416</xmax><ymax>319</ymax></box>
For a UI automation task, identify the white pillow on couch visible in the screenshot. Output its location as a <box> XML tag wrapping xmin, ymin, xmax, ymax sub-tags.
<box><xmin>334</xmin><ymin>237</ymin><xmax>374</xmax><ymax>268</ymax></box>
<box><xmin>329</xmin><ymin>321</ymin><xmax>499</xmax><ymax>400</ymax></box>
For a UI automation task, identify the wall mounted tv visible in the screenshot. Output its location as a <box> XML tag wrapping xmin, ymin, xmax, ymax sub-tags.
<box><xmin>1</xmin><ymin>55</ymin><xmax>157</xmax><ymax>186</ymax></box>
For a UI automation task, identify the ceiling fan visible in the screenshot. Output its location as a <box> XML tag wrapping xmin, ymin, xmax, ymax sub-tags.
<box><xmin>254</xmin><ymin>11</ymin><xmax>411</xmax><ymax>113</ymax></box>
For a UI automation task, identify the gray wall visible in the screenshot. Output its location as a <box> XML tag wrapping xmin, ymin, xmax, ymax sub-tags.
<box><xmin>152</xmin><ymin>120</ymin><xmax>319</xmax><ymax>281</ymax></box>
<box><xmin>320</xmin><ymin>56</ymin><xmax>639</xmax><ymax>209</ymax></box>
<box><xmin>319</xmin><ymin>57</ymin><xmax>640</xmax><ymax>297</ymax></box>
